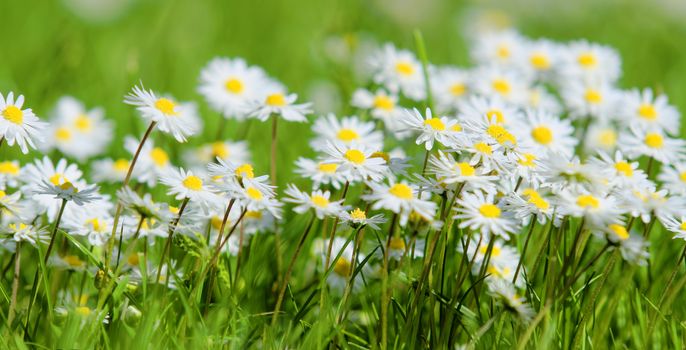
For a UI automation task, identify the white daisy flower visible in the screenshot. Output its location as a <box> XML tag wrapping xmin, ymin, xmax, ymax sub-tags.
<box><xmin>584</xmin><ymin>122</ymin><xmax>620</xmax><ymax>154</ymax></box>
<box><xmin>588</xmin><ymin>151</ymin><xmax>648</xmax><ymax>189</ymax></box>
<box><xmin>338</xmin><ymin>207</ymin><xmax>386</xmax><ymax>230</ymax></box>
<box><xmin>504</xmin><ymin>187</ymin><xmax>558</xmax><ymax>225</ymax></box>
<box><xmin>197</xmin><ymin>57</ymin><xmax>271</xmax><ymax>119</ymax></box>
<box><xmin>472</xmin><ymin>64</ymin><xmax>530</xmax><ymax>104</ymax></box>
<box><xmin>368</xmin><ymin>43</ymin><xmax>426</xmax><ymax>101</ymax></box>
<box><xmin>2</xmin><ymin>223</ymin><xmax>50</xmax><ymax>249</ymax></box>
<box><xmin>322</xmin><ymin>141</ymin><xmax>387</xmax><ymax>183</ymax></box>
<box><xmin>426</xmin><ymin>151</ymin><xmax>497</xmax><ymax>192</ymax></box>
<box><xmin>658</xmin><ymin>163</ymin><xmax>686</xmax><ymax>196</ymax></box>
<box><xmin>619</xmin><ymin>88</ymin><xmax>680</xmax><ymax>134</ymax></box>
<box><xmin>62</xmin><ymin>207</ymin><xmax>113</xmax><ymax>247</ymax></box>
<box><xmin>558</xmin><ymin>40</ymin><xmax>622</xmax><ymax>83</ymax></box>
<box><xmin>487</xmin><ymin>279</ymin><xmax>534</xmax><ymax>322</ymax></box>
<box><xmin>557</xmin><ymin>189</ymin><xmax>623</xmax><ymax>228</ymax></box>
<box><xmin>662</xmin><ymin>216</ymin><xmax>686</xmax><ymax>240</ymax></box>
<box><xmin>351</xmin><ymin>88</ymin><xmax>407</xmax><ymax>138</ymax></box>
<box><xmin>91</xmin><ymin>158</ymin><xmax>130</xmax><ymax>183</ymax></box>
<box><xmin>430</xmin><ymin>66</ymin><xmax>471</xmax><ymax>112</ymax></box>
<box><xmin>35</xmin><ymin>180</ymin><xmax>100</xmax><ymax>206</ymax></box>
<box><xmin>222</xmin><ymin>177</ymin><xmax>282</xmax><ymax>219</ymax></box>
<box><xmin>0</xmin><ymin>92</ymin><xmax>47</xmax><ymax>154</ymax></box>
<box><xmin>517</xmin><ymin>108</ymin><xmax>576</xmax><ymax>157</ymax></box>
<box><xmin>457</xmin><ymin>95</ymin><xmax>523</xmax><ymax>128</ymax></box>
<box><xmin>124</xmin><ymin>136</ymin><xmax>172</xmax><ymax>187</ymax></box>
<box><xmin>454</xmin><ymin>191</ymin><xmax>517</xmax><ymax>237</ymax></box>
<box><xmin>517</xmin><ymin>39</ymin><xmax>560</xmax><ymax>80</ymax></box>
<box><xmin>160</xmin><ymin>168</ymin><xmax>220</xmax><ymax>214</ymax></box>
<box><xmin>20</xmin><ymin>157</ymin><xmax>86</xmax><ymax>218</ymax></box>
<box><xmin>310</xmin><ymin>114</ymin><xmax>383</xmax><ymax>151</ymax></box>
<box><xmin>469</xmin><ymin>29</ymin><xmax>526</xmax><ymax>67</ymax></box>
<box><xmin>183</xmin><ymin>141</ymin><xmax>251</xmax><ymax>170</ymax></box>
<box><xmin>249</xmin><ymin>91</ymin><xmax>312</xmax><ymax>122</ymax></box>
<box><xmin>0</xmin><ymin>190</ymin><xmax>23</xmax><ymax>217</ymax></box>
<box><xmin>363</xmin><ymin>181</ymin><xmax>437</xmax><ymax>226</ymax></box>
<box><xmin>618</xmin><ymin>126</ymin><xmax>685</xmax><ymax>164</ymax></box>
<box><xmin>561</xmin><ymin>80</ymin><xmax>619</xmax><ymax>121</ymax></box>
<box><xmin>284</xmin><ymin>184</ymin><xmax>344</xmax><ymax>219</ymax></box>
<box><xmin>0</xmin><ymin>160</ymin><xmax>21</xmax><ymax>190</ymax></box>
<box><xmin>294</xmin><ymin>157</ymin><xmax>347</xmax><ymax>190</ymax></box>
<box><xmin>124</xmin><ymin>83</ymin><xmax>201</xmax><ymax>142</ymax></box>
<box><xmin>398</xmin><ymin>108</ymin><xmax>462</xmax><ymax>150</ymax></box>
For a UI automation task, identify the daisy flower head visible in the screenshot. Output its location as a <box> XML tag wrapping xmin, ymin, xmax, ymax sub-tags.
<box><xmin>197</xmin><ymin>57</ymin><xmax>271</xmax><ymax>119</ymax></box>
<box><xmin>35</xmin><ymin>180</ymin><xmax>100</xmax><ymax>206</ymax></box>
<box><xmin>398</xmin><ymin>108</ymin><xmax>462</xmax><ymax>150</ymax></box>
<box><xmin>663</xmin><ymin>216</ymin><xmax>686</xmax><ymax>241</ymax></box>
<box><xmin>338</xmin><ymin>207</ymin><xmax>386</xmax><ymax>230</ymax></box>
<box><xmin>160</xmin><ymin>168</ymin><xmax>220</xmax><ymax>214</ymax></box>
<box><xmin>589</xmin><ymin>151</ymin><xmax>648</xmax><ymax>189</ymax></box>
<box><xmin>426</xmin><ymin>150</ymin><xmax>497</xmax><ymax>193</ymax></box>
<box><xmin>583</xmin><ymin>122</ymin><xmax>620</xmax><ymax>155</ymax></box>
<box><xmin>368</xmin><ymin>43</ymin><xmax>426</xmax><ymax>101</ymax></box>
<box><xmin>41</xmin><ymin>96</ymin><xmax>113</xmax><ymax>161</ymax></box>
<box><xmin>20</xmin><ymin>156</ymin><xmax>86</xmax><ymax>217</ymax></box>
<box><xmin>619</xmin><ymin>88</ymin><xmax>680</xmax><ymax>134</ymax></box>
<box><xmin>469</xmin><ymin>29</ymin><xmax>526</xmax><ymax>67</ymax></box>
<box><xmin>462</xmin><ymin>138</ymin><xmax>510</xmax><ymax>173</ymax></box>
<box><xmin>658</xmin><ymin>162</ymin><xmax>686</xmax><ymax>196</ymax></box>
<box><xmin>472</xmin><ymin>64</ymin><xmax>530</xmax><ymax>104</ymax></box>
<box><xmin>524</xmin><ymin>85</ymin><xmax>563</xmax><ymax>114</ymax></box>
<box><xmin>517</xmin><ymin>39</ymin><xmax>560</xmax><ymax>80</ymax></box>
<box><xmin>294</xmin><ymin>157</ymin><xmax>347</xmax><ymax>190</ymax></box>
<box><xmin>124</xmin><ymin>83</ymin><xmax>201</xmax><ymax>142</ymax></box>
<box><xmin>602</xmin><ymin>224</ymin><xmax>650</xmax><ymax>265</ymax></box>
<box><xmin>559</xmin><ymin>40</ymin><xmax>622</xmax><ymax>83</ymax></box>
<box><xmin>62</xmin><ymin>207</ymin><xmax>113</xmax><ymax>247</ymax></box>
<box><xmin>430</xmin><ymin>66</ymin><xmax>471</xmax><ymax>112</ymax></box>
<box><xmin>118</xmin><ymin>187</ymin><xmax>171</xmax><ymax>222</ymax></box>
<box><xmin>310</xmin><ymin>114</ymin><xmax>383</xmax><ymax>151</ymax></box>
<box><xmin>454</xmin><ymin>191</ymin><xmax>517</xmax><ymax>237</ymax></box>
<box><xmin>457</xmin><ymin>95</ymin><xmax>523</xmax><ymax>128</ymax></box>
<box><xmin>2</xmin><ymin>222</ymin><xmax>50</xmax><ymax>249</ymax></box>
<box><xmin>351</xmin><ymin>88</ymin><xmax>408</xmax><ymax>139</ymax></box>
<box><xmin>249</xmin><ymin>88</ymin><xmax>312</xmax><ymax>122</ymax></box>
<box><xmin>463</xmin><ymin>112</ymin><xmax>519</xmax><ymax>152</ymax></box>
<box><xmin>207</xmin><ymin>157</ymin><xmax>258</xmax><ymax>184</ymax></box>
<box><xmin>557</xmin><ymin>189</ymin><xmax>623</xmax><ymax>228</ymax></box>
<box><xmin>504</xmin><ymin>187</ymin><xmax>558</xmax><ymax>225</ymax></box>
<box><xmin>322</xmin><ymin>141</ymin><xmax>387</xmax><ymax>183</ymax></box>
<box><xmin>538</xmin><ymin>155</ymin><xmax>605</xmax><ymax>193</ymax></box>
<box><xmin>124</xmin><ymin>136</ymin><xmax>172</xmax><ymax>187</ymax></box>
<box><xmin>618</xmin><ymin>126</ymin><xmax>685</xmax><ymax>165</ymax></box>
<box><xmin>0</xmin><ymin>92</ymin><xmax>47</xmax><ymax>154</ymax></box>
<box><xmin>183</xmin><ymin>140</ymin><xmax>251</xmax><ymax>170</ymax></box>
<box><xmin>619</xmin><ymin>187</ymin><xmax>683</xmax><ymax>224</ymax></box>
<box><xmin>363</xmin><ymin>181</ymin><xmax>437</xmax><ymax>226</ymax></box>
<box><xmin>487</xmin><ymin>279</ymin><xmax>534</xmax><ymax>322</ymax></box>
<box><xmin>0</xmin><ymin>160</ymin><xmax>21</xmax><ymax>190</ymax></box>
<box><xmin>517</xmin><ymin>108</ymin><xmax>576</xmax><ymax>157</ymax></box>
<box><xmin>284</xmin><ymin>184</ymin><xmax>344</xmax><ymax>219</ymax></box>
<box><xmin>225</xmin><ymin>178</ymin><xmax>282</xmax><ymax>219</ymax></box>
<box><xmin>561</xmin><ymin>79</ymin><xmax>619</xmax><ymax>121</ymax></box>
<box><xmin>91</xmin><ymin>158</ymin><xmax>130</xmax><ymax>183</ymax></box>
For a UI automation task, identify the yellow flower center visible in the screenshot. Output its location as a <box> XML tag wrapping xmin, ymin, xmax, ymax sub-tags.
<box><xmin>49</xmin><ymin>173</ymin><xmax>68</xmax><ymax>185</ymax></box>
<box><xmin>680</xmin><ymin>171</ymin><xmax>686</xmax><ymax>183</ymax></box>
<box><xmin>614</xmin><ymin>161</ymin><xmax>633</xmax><ymax>177</ymax></box>
<box><xmin>492</xmin><ymin>78</ymin><xmax>511</xmax><ymax>95</ymax></box>
<box><xmin>0</xmin><ymin>190</ymin><xmax>5</xmax><ymax>198</ymax></box>
<box><xmin>55</xmin><ymin>127</ymin><xmax>72</xmax><ymax>141</ymax></box>
<box><xmin>681</xmin><ymin>221</ymin><xmax>686</xmax><ymax>231</ymax></box>
<box><xmin>389</xmin><ymin>183</ymin><xmax>413</xmax><ymax>200</ymax></box>
<box><xmin>113</xmin><ymin>159</ymin><xmax>129</xmax><ymax>172</ymax></box>
<box><xmin>373</xmin><ymin>95</ymin><xmax>394</xmax><ymax>111</ymax></box>
<box><xmin>333</xmin><ymin>258</ymin><xmax>352</xmax><ymax>276</ymax></box>
<box><xmin>450</xmin><ymin>83</ymin><xmax>466</xmax><ymax>96</ymax></box>
<box><xmin>265</xmin><ymin>93</ymin><xmax>286</xmax><ymax>106</ymax></box>
<box><xmin>522</xmin><ymin>188</ymin><xmax>549</xmax><ymax>210</ymax></box>
<box><xmin>479</xmin><ymin>204</ymin><xmax>501</xmax><ymax>218</ymax></box>
<box><xmin>337</xmin><ymin>128</ymin><xmax>360</xmax><ymax>142</ymax></box>
<box><xmin>598</xmin><ymin>129</ymin><xmax>617</xmax><ymax>147</ymax></box>
<box><xmin>127</xmin><ymin>253</ymin><xmax>140</xmax><ymax>266</ymax></box>
<box><xmin>224</xmin><ymin>78</ymin><xmax>244</xmax><ymax>94</ymax></box>
<box><xmin>182</xmin><ymin>175</ymin><xmax>203</xmax><ymax>191</ymax></box>
<box><xmin>423</xmin><ymin>118</ymin><xmax>446</xmax><ymax>131</ymax></box>
<box><xmin>531</xmin><ymin>126</ymin><xmax>553</xmax><ymax>145</ymax></box>
<box><xmin>151</xmin><ymin>147</ymin><xmax>169</xmax><ymax>167</ymax></box>
<box><xmin>608</xmin><ymin>224</ymin><xmax>629</xmax><ymax>240</ymax></box>
<box><xmin>246</xmin><ymin>186</ymin><xmax>263</xmax><ymax>200</ymax></box>
<box><xmin>0</xmin><ymin>161</ymin><xmax>19</xmax><ymax>175</ymax></box>
<box><xmin>350</xmin><ymin>208</ymin><xmax>366</xmax><ymax>221</ymax></box>
<box><xmin>577</xmin><ymin>53</ymin><xmax>597</xmax><ymax>67</ymax></box>
<box><xmin>2</xmin><ymin>105</ymin><xmax>23</xmax><ymax>125</ymax></box>
<box><xmin>530</xmin><ymin>53</ymin><xmax>550</xmax><ymax>69</ymax></box>
<box><xmin>457</xmin><ymin>162</ymin><xmax>476</xmax><ymax>177</ymax></box>
<box><xmin>9</xmin><ymin>223</ymin><xmax>28</xmax><ymax>231</ymax></box>
<box><xmin>487</xmin><ymin>124</ymin><xmax>516</xmax><ymax>145</ymax></box>
<box><xmin>389</xmin><ymin>237</ymin><xmax>406</xmax><ymax>250</ymax></box>
<box><xmin>154</xmin><ymin>98</ymin><xmax>177</xmax><ymax>115</ymax></box>
<box><xmin>86</xmin><ymin>218</ymin><xmax>105</xmax><ymax>232</ymax></box>
<box><xmin>74</xmin><ymin>114</ymin><xmax>92</xmax><ymax>132</ymax></box>
<box><xmin>486</xmin><ymin>109</ymin><xmax>504</xmax><ymax>123</ymax></box>
<box><xmin>311</xmin><ymin>195</ymin><xmax>329</xmax><ymax>208</ymax></box>
<box><xmin>451</xmin><ymin>124</ymin><xmax>462</xmax><ymax>132</ymax></box>
<box><xmin>59</xmin><ymin>182</ymin><xmax>77</xmax><ymax>191</ymax></box>
<box><xmin>474</xmin><ymin>142</ymin><xmax>493</xmax><ymax>155</ymax></box>
<box><xmin>75</xmin><ymin>306</ymin><xmax>92</xmax><ymax>316</ymax></box>
<box><xmin>644</xmin><ymin>133</ymin><xmax>664</xmax><ymax>149</ymax></box>
<box><xmin>370</xmin><ymin>152</ymin><xmax>390</xmax><ymax>163</ymax></box>
<box><xmin>63</xmin><ymin>255</ymin><xmax>84</xmax><ymax>267</ymax></box>
<box><xmin>577</xmin><ymin>194</ymin><xmax>599</xmax><ymax>209</ymax></box>
<box><xmin>638</xmin><ymin>103</ymin><xmax>657</xmax><ymax>121</ymax></box>
<box><xmin>235</xmin><ymin>163</ymin><xmax>255</xmax><ymax>179</ymax></box>
<box><xmin>479</xmin><ymin>244</ymin><xmax>502</xmax><ymax>257</ymax></box>
<box><xmin>211</xmin><ymin>142</ymin><xmax>229</xmax><ymax>158</ymax></box>
<box><xmin>246</xmin><ymin>211</ymin><xmax>262</xmax><ymax>219</ymax></box>
<box><xmin>344</xmin><ymin>149</ymin><xmax>366</xmax><ymax>165</ymax></box>
<box><xmin>318</xmin><ymin>163</ymin><xmax>338</xmax><ymax>174</ymax></box>
<box><xmin>395</xmin><ymin>62</ymin><xmax>415</xmax><ymax>76</ymax></box>
<box><xmin>496</xmin><ymin>45</ymin><xmax>510</xmax><ymax>58</ymax></box>
<box><xmin>210</xmin><ymin>216</ymin><xmax>224</xmax><ymax>230</ymax></box>
<box><xmin>584</xmin><ymin>89</ymin><xmax>602</xmax><ymax>104</ymax></box>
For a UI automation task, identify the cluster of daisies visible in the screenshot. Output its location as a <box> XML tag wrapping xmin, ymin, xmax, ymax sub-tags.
<box><xmin>1</xmin><ymin>26</ymin><xmax>686</xmax><ymax>326</ymax></box>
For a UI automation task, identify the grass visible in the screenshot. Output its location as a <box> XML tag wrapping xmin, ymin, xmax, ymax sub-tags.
<box><xmin>2</xmin><ymin>0</ymin><xmax>686</xmax><ymax>348</ymax></box>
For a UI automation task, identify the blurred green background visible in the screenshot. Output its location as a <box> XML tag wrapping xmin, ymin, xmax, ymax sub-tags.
<box><xmin>1</xmin><ymin>0</ymin><xmax>686</xmax><ymax>180</ymax></box>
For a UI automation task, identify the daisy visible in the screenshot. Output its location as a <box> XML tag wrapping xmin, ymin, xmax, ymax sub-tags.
<box><xmin>517</xmin><ymin>39</ymin><xmax>560</xmax><ymax>80</ymax></box>
<box><xmin>472</xmin><ymin>65</ymin><xmax>530</xmax><ymax>104</ymax></box>
<box><xmin>124</xmin><ymin>83</ymin><xmax>201</xmax><ymax>142</ymax></box>
<box><xmin>658</xmin><ymin>163</ymin><xmax>686</xmax><ymax>196</ymax></box>
<box><xmin>0</xmin><ymin>160</ymin><xmax>21</xmax><ymax>189</ymax></box>
<box><xmin>183</xmin><ymin>141</ymin><xmax>251</xmax><ymax>169</ymax></box>
<box><xmin>338</xmin><ymin>207</ymin><xmax>386</xmax><ymax>230</ymax></box>
<box><xmin>368</xmin><ymin>43</ymin><xmax>426</xmax><ymax>101</ymax></box>
<box><xmin>584</xmin><ymin>122</ymin><xmax>620</xmax><ymax>154</ymax></box>
<box><xmin>517</xmin><ymin>108</ymin><xmax>576</xmax><ymax>157</ymax></box>
<box><xmin>124</xmin><ymin>136</ymin><xmax>173</xmax><ymax>187</ymax></box>
<box><xmin>398</xmin><ymin>108</ymin><xmax>462</xmax><ymax>150</ymax></box>
<box><xmin>294</xmin><ymin>157</ymin><xmax>347</xmax><ymax>190</ymax></box>
<box><xmin>284</xmin><ymin>184</ymin><xmax>344</xmax><ymax>219</ymax></box>
<box><xmin>223</xmin><ymin>178</ymin><xmax>282</xmax><ymax>219</ymax></box>
<box><xmin>249</xmin><ymin>90</ymin><xmax>312</xmax><ymax>122</ymax></box>
<box><xmin>561</xmin><ymin>80</ymin><xmax>619</xmax><ymax>121</ymax></box>
<box><xmin>461</xmin><ymin>139</ymin><xmax>511</xmax><ymax>173</ymax></box>
<box><xmin>322</xmin><ymin>142</ymin><xmax>387</xmax><ymax>183</ymax></box>
<box><xmin>363</xmin><ymin>181</ymin><xmax>437</xmax><ymax>226</ymax></box>
<box><xmin>589</xmin><ymin>151</ymin><xmax>648</xmax><ymax>189</ymax></box>
<box><xmin>454</xmin><ymin>191</ymin><xmax>517</xmax><ymax>237</ymax></box>
<box><xmin>538</xmin><ymin>155</ymin><xmax>604</xmax><ymax>193</ymax></box>
<box><xmin>463</xmin><ymin>113</ymin><xmax>519</xmax><ymax>151</ymax></box>
<box><xmin>524</xmin><ymin>85</ymin><xmax>563</xmax><ymax>114</ymax></box>
<box><xmin>619</xmin><ymin>88</ymin><xmax>680</xmax><ymax>134</ymax></box>
<box><xmin>0</xmin><ymin>190</ymin><xmax>23</xmax><ymax>217</ymax></box>
<box><xmin>2</xmin><ymin>223</ymin><xmax>50</xmax><ymax>249</ymax></box>
<box><xmin>41</xmin><ymin>96</ymin><xmax>113</xmax><ymax>161</ymax></box>
<box><xmin>118</xmin><ymin>187</ymin><xmax>171</xmax><ymax>222</ymax></box>
<box><xmin>504</xmin><ymin>187</ymin><xmax>558</xmax><ymax>225</ymax></box>
<box><xmin>618</xmin><ymin>187</ymin><xmax>682</xmax><ymax>224</ymax></box>
<box><xmin>662</xmin><ymin>216</ymin><xmax>686</xmax><ymax>240</ymax></box>
<box><xmin>62</xmin><ymin>207</ymin><xmax>114</xmax><ymax>247</ymax></box>
<box><xmin>469</xmin><ymin>29</ymin><xmax>526</xmax><ymax>67</ymax></box>
<box><xmin>0</xmin><ymin>92</ymin><xmax>47</xmax><ymax>154</ymax></box>
<box><xmin>20</xmin><ymin>157</ymin><xmax>87</xmax><ymax>217</ymax></box>
<box><xmin>197</xmin><ymin>57</ymin><xmax>271</xmax><ymax>119</ymax></box>
<box><xmin>426</xmin><ymin>151</ymin><xmax>497</xmax><ymax>192</ymax></box>
<box><xmin>310</xmin><ymin>114</ymin><xmax>383</xmax><ymax>151</ymax></box>
<box><xmin>457</xmin><ymin>95</ymin><xmax>523</xmax><ymax>128</ymax></box>
<box><xmin>618</xmin><ymin>126</ymin><xmax>685</xmax><ymax>164</ymax></box>
<box><xmin>430</xmin><ymin>66</ymin><xmax>471</xmax><ymax>112</ymax></box>
<box><xmin>160</xmin><ymin>168</ymin><xmax>220</xmax><ymax>214</ymax></box>
<box><xmin>557</xmin><ymin>189</ymin><xmax>623</xmax><ymax>228</ymax></box>
<box><xmin>35</xmin><ymin>180</ymin><xmax>100</xmax><ymax>206</ymax></box>
<box><xmin>350</xmin><ymin>88</ymin><xmax>407</xmax><ymax>138</ymax></box>
<box><xmin>558</xmin><ymin>40</ymin><xmax>621</xmax><ymax>83</ymax></box>
<box><xmin>91</xmin><ymin>158</ymin><xmax>130</xmax><ymax>183</ymax></box>
<box><xmin>487</xmin><ymin>279</ymin><xmax>534</xmax><ymax>322</ymax></box>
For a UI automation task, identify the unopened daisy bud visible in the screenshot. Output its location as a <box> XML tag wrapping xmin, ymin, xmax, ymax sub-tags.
<box><xmin>94</xmin><ymin>269</ymin><xmax>107</xmax><ymax>289</ymax></box>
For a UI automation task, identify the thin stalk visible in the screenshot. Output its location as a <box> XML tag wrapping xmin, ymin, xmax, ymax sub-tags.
<box><xmin>512</xmin><ymin>216</ymin><xmax>536</xmax><ymax>284</ymax></box>
<box><xmin>271</xmin><ymin>214</ymin><xmax>317</xmax><ymax>326</ymax></box>
<box><xmin>270</xmin><ymin>115</ymin><xmax>278</xmax><ymax>186</ymax></box>
<box><xmin>381</xmin><ymin>213</ymin><xmax>398</xmax><ymax>350</ymax></box>
<box><xmin>8</xmin><ymin>240</ymin><xmax>21</xmax><ymax>327</ymax></box>
<box><xmin>320</xmin><ymin>181</ymin><xmax>350</xmax><ymax>314</ymax></box>
<box><xmin>156</xmin><ymin>197</ymin><xmax>189</xmax><ymax>283</ymax></box>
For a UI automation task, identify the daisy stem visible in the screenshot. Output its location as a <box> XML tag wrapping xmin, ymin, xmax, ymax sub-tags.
<box><xmin>192</xmin><ymin>199</ymin><xmax>234</xmax><ymax>299</ymax></box>
<box><xmin>232</xmin><ymin>223</ymin><xmax>246</xmax><ymax>291</ymax></box>
<box><xmin>8</xmin><ymin>240</ymin><xmax>21</xmax><ymax>327</ymax></box>
<box><xmin>335</xmin><ymin>225</ymin><xmax>365</xmax><ymax>323</ymax></box>
<box><xmin>647</xmin><ymin>244</ymin><xmax>686</xmax><ymax>332</ymax></box>
<box><xmin>320</xmin><ymin>181</ymin><xmax>350</xmax><ymax>313</ymax></box>
<box><xmin>381</xmin><ymin>213</ymin><xmax>398</xmax><ymax>350</ymax></box>
<box><xmin>271</xmin><ymin>214</ymin><xmax>316</xmax><ymax>327</ymax></box>
<box><xmin>44</xmin><ymin>199</ymin><xmax>68</xmax><ymax>265</ymax></box>
<box><xmin>646</xmin><ymin>156</ymin><xmax>655</xmax><ymax>179</ymax></box>
<box><xmin>421</xmin><ymin>149</ymin><xmax>431</xmax><ymax>176</ymax></box>
<box><xmin>512</xmin><ymin>215</ymin><xmax>537</xmax><ymax>284</ymax></box>
<box><xmin>215</xmin><ymin>116</ymin><xmax>226</xmax><ymax>140</ymax></box>
<box><xmin>270</xmin><ymin>115</ymin><xmax>278</xmax><ymax>186</ymax></box>
<box><xmin>156</xmin><ymin>197</ymin><xmax>189</xmax><ymax>284</ymax></box>
<box><xmin>0</xmin><ymin>136</ymin><xmax>4</xmax><ymax>149</ymax></box>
